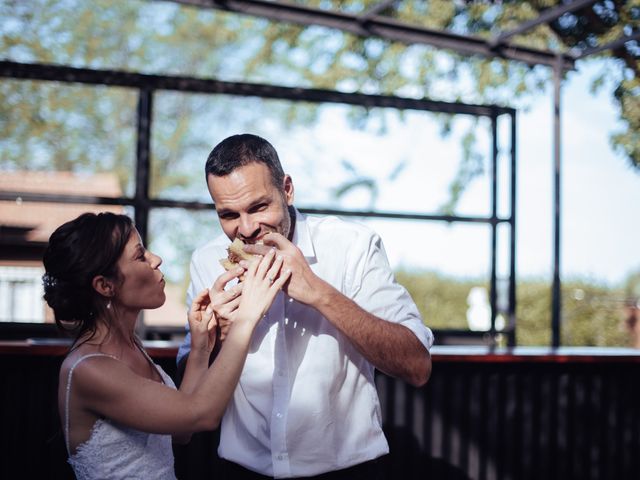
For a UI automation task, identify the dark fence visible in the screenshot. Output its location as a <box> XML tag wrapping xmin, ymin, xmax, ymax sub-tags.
<box><xmin>1</xmin><ymin>343</ymin><xmax>639</xmax><ymax>480</ymax></box>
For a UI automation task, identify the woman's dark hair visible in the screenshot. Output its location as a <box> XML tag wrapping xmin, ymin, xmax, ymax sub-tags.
<box><xmin>205</xmin><ymin>133</ymin><xmax>285</xmax><ymax>188</ymax></box>
<box><xmin>42</xmin><ymin>212</ymin><xmax>134</xmax><ymax>342</ymax></box>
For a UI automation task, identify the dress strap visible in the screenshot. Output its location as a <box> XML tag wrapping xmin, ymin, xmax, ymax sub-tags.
<box><xmin>135</xmin><ymin>340</ymin><xmax>167</xmax><ymax>386</ymax></box>
<box><xmin>64</xmin><ymin>353</ymin><xmax>117</xmax><ymax>454</ymax></box>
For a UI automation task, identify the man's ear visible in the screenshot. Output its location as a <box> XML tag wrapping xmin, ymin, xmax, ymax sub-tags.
<box><xmin>283</xmin><ymin>174</ymin><xmax>294</xmax><ymax>206</ymax></box>
<box><xmin>92</xmin><ymin>275</ymin><xmax>114</xmax><ymax>298</ymax></box>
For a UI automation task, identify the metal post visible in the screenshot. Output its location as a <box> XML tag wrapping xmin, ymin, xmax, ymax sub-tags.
<box><xmin>508</xmin><ymin>111</ymin><xmax>517</xmax><ymax>347</ymax></box>
<box><xmin>551</xmin><ymin>56</ymin><xmax>563</xmax><ymax>348</ymax></box>
<box><xmin>490</xmin><ymin>110</ymin><xmax>499</xmax><ymax>343</ymax></box>
<box><xmin>135</xmin><ymin>88</ymin><xmax>153</xmax><ymax>245</ymax></box>
<box><xmin>135</xmin><ymin>88</ymin><xmax>153</xmax><ymax>336</ymax></box>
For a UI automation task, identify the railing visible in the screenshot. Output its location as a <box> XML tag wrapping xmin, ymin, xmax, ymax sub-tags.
<box><xmin>2</xmin><ymin>342</ymin><xmax>638</xmax><ymax>480</ymax></box>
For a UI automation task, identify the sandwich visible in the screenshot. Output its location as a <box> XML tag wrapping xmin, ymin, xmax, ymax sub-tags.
<box><xmin>219</xmin><ymin>238</ymin><xmax>254</xmax><ymax>279</ymax></box>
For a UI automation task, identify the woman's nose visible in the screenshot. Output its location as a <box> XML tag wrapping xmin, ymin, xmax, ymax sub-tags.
<box><xmin>150</xmin><ymin>252</ymin><xmax>162</xmax><ymax>268</ymax></box>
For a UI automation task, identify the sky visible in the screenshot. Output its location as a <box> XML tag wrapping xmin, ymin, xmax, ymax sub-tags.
<box><xmin>271</xmin><ymin>59</ymin><xmax>640</xmax><ymax>287</ymax></box>
<box><xmin>516</xmin><ymin>60</ymin><xmax>639</xmax><ymax>286</ymax></box>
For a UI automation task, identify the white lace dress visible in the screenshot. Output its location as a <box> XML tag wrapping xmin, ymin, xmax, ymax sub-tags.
<box><xmin>64</xmin><ymin>353</ymin><xmax>177</xmax><ymax>480</ymax></box>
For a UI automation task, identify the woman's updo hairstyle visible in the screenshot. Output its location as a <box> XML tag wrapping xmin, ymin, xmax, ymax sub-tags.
<box><xmin>42</xmin><ymin>212</ymin><xmax>134</xmax><ymax>339</ymax></box>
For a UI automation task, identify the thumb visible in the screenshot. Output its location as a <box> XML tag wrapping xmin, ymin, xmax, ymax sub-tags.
<box><xmin>262</xmin><ymin>232</ymin><xmax>288</xmax><ymax>249</ymax></box>
<box><xmin>205</xmin><ymin>305</ymin><xmax>217</xmax><ymax>331</ymax></box>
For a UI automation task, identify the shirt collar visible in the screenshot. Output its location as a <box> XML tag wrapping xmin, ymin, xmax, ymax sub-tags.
<box><xmin>290</xmin><ymin>207</ymin><xmax>316</xmax><ymax>264</ymax></box>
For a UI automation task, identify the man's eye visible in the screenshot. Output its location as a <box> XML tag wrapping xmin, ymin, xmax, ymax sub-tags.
<box><xmin>250</xmin><ymin>204</ymin><xmax>268</xmax><ymax>213</ymax></box>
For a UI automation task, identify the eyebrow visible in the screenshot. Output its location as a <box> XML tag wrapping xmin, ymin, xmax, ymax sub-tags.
<box><xmin>216</xmin><ymin>194</ymin><xmax>272</xmax><ymax>215</ymax></box>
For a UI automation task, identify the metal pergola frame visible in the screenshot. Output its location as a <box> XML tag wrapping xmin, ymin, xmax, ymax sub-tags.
<box><xmin>0</xmin><ymin>58</ymin><xmax>517</xmax><ymax>345</ymax></box>
<box><xmin>2</xmin><ymin>0</ymin><xmax>637</xmax><ymax>346</ymax></box>
<box><xmin>160</xmin><ymin>0</ymin><xmax>636</xmax><ymax>346</ymax></box>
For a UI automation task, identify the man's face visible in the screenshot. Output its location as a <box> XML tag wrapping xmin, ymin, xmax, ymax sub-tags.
<box><xmin>208</xmin><ymin>162</ymin><xmax>294</xmax><ymax>243</ymax></box>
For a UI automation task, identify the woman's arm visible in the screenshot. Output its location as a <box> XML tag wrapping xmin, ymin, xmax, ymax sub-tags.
<box><xmin>72</xmin><ymin>250</ymin><xmax>290</xmax><ymax>436</ymax></box>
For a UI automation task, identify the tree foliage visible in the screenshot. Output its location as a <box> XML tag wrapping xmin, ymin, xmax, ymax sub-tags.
<box><xmin>397</xmin><ymin>269</ymin><xmax>632</xmax><ymax>347</ymax></box>
<box><xmin>1</xmin><ymin>1</ymin><xmax>638</xmax><ymax>339</ymax></box>
<box><xmin>1</xmin><ymin>1</ymin><xmax>638</xmax><ymax>183</ymax></box>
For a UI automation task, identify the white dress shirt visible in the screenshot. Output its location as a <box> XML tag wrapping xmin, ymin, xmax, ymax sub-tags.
<box><xmin>178</xmin><ymin>209</ymin><xmax>433</xmax><ymax>478</ymax></box>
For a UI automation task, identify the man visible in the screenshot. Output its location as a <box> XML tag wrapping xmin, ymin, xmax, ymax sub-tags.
<box><xmin>177</xmin><ymin>133</ymin><xmax>433</xmax><ymax>479</ymax></box>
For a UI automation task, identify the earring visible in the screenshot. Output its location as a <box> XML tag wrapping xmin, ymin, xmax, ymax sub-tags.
<box><xmin>106</xmin><ymin>300</ymin><xmax>112</xmax><ymax>310</ymax></box>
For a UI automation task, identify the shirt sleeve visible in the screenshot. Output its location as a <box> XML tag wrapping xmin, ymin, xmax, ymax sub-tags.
<box><xmin>347</xmin><ymin>228</ymin><xmax>434</xmax><ymax>351</ymax></box>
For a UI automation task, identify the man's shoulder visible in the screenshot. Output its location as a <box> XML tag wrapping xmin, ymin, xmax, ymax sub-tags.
<box><xmin>306</xmin><ymin>213</ymin><xmax>377</xmax><ymax>240</ymax></box>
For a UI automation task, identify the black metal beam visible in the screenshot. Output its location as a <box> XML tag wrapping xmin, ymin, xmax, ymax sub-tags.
<box><xmin>0</xmin><ymin>191</ymin><xmax>513</xmax><ymax>225</ymax></box>
<box><xmin>508</xmin><ymin>111</ymin><xmax>518</xmax><ymax>347</ymax></box>
<box><xmin>162</xmin><ymin>0</ymin><xmax>575</xmax><ymax>69</ymax></box>
<box><xmin>0</xmin><ymin>60</ymin><xmax>514</xmax><ymax>117</ymax></box>
<box><xmin>489</xmin><ymin>111</ymin><xmax>499</xmax><ymax>338</ymax></box>
<box><xmin>489</xmin><ymin>0</ymin><xmax>598</xmax><ymax>47</ymax></box>
<box><xmin>552</xmin><ymin>56</ymin><xmax>563</xmax><ymax>348</ymax></box>
<box><xmin>574</xmin><ymin>31</ymin><xmax>640</xmax><ymax>59</ymax></box>
<box><xmin>134</xmin><ymin>88</ymin><xmax>153</xmax><ymax>244</ymax></box>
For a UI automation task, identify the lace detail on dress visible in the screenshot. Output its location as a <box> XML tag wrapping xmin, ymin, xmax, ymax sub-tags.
<box><xmin>64</xmin><ymin>353</ymin><xmax>177</xmax><ymax>480</ymax></box>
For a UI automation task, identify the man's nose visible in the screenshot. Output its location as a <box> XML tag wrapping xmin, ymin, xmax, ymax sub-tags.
<box><xmin>238</xmin><ymin>216</ymin><xmax>260</xmax><ymax>241</ymax></box>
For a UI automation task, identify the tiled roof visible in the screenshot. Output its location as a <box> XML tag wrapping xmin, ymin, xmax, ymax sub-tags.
<box><xmin>0</xmin><ymin>171</ymin><xmax>124</xmax><ymax>242</ymax></box>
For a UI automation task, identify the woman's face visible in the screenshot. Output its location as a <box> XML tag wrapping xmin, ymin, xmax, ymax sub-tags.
<box><xmin>113</xmin><ymin>229</ymin><xmax>166</xmax><ymax>311</ymax></box>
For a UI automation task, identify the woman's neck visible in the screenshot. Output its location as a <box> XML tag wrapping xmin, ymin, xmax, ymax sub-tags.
<box><xmin>85</xmin><ymin>308</ymin><xmax>141</xmax><ymax>351</ymax></box>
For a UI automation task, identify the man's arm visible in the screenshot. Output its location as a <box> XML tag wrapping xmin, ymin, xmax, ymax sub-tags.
<box><xmin>312</xmin><ymin>279</ymin><xmax>431</xmax><ymax>386</ymax></box>
<box><xmin>249</xmin><ymin>232</ymin><xmax>432</xmax><ymax>387</ymax></box>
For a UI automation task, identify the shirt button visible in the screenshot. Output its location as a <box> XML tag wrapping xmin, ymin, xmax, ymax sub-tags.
<box><xmin>276</xmin><ymin>412</ymin><xmax>283</xmax><ymax>418</ymax></box>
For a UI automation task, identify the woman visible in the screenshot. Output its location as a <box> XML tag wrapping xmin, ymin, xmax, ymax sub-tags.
<box><xmin>43</xmin><ymin>212</ymin><xmax>288</xmax><ymax>479</ymax></box>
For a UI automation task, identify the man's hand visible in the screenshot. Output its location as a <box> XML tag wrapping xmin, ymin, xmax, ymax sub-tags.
<box><xmin>208</xmin><ymin>266</ymin><xmax>244</xmax><ymax>340</ymax></box>
<box><xmin>244</xmin><ymin>232</ymin><xmax>324</xmax><ymax>306</ymax></box>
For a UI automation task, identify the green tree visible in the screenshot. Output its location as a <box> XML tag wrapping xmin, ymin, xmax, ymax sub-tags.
<box><xmin>2</xmin><ymin>1</ymin><xmax>638</xmax><ymax>187</ymax></box>
<box><xmin>1</xmin><ymin>1</ymin><xmax>638</xmax><ymax>334</ymax></box>
<box><xmin>396</xmin><ymin>269</ymin><xmax>631</xmax><ymax>347</ymax></box>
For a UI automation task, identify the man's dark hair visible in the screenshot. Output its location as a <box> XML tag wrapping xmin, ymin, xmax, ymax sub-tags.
<box><xmin>205</xmin><ymin>134</ymin><xmax>285</xmax><ymax>188</ymax></box>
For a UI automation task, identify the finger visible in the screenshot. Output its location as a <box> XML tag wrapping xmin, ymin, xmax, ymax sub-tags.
<box><xmin>216</xmin><ymin>296</ymin><xmax>241</xmax><ymax>315</ymax></box>
<box><xmin>266</xmin><ymin>253</ymin><xmax>284</xmax><ymax>280</ymax></box>
<box><xmin>256</xmin><ymin>248</ymin><xmax>277</xmax><ymax>280</ymax></box>
<box><xmin>242</xmin><ymin>251</ymin><xmax>261</xmax><ymax>278</ymax></box>
<box><xmin>272</xmin><ymin>268</ymin><xmax>292</xmax><ymax>290</ymax></box>
<box><xmin>261</xmin><ymin>232</ymin><xmax>288</xmax><ymax>250</ymax></box>
<box><xmin>216</xmin><ymin>283</ymin><xmax>243</xmax><ymax>303</ymax></box>
<box><xmin>212</xmin><ymin>266</ymin><xmax>245</xmax><ymax>292</ymax></box>
<box><xmin>243</xmin><ymin>243</ymin><xmax>273</xmax><ymax>256</ymax></box>
<box><xmin>206</xmin><ymin>307</ymin><xmax>217</xmax><ymax>331</ymax></box>
<box><xmin>190</xmin><ymin>289</ymin><xmax>210</xmax><ymax>313</ymax></box>
<box><xmin>210</xmin><ymin>280</ymin><xmax>242</xmax><ymax>307</ymax></box>
<box><xmin>220</xmin><ymin>323</ymin><xmax>231</xmax><ymax>338</ymax></box>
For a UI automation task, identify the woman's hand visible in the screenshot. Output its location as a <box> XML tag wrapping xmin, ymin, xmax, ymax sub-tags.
<box><xmin>235</xmin><ymin>248</ymin><xmax>291</xmax><ymax>326</ymax></box>
<box><xmin>188</xmin><ymin>288</ymin><xmax>218</xmax><ymax>355</ymax></box>
<box><xmin>208</xmin><ymin>267</ymin><xmax>244</xmax><ymax>341</ymax></box>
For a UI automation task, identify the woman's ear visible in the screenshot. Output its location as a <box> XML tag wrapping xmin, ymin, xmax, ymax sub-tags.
<box><xmin>92</xmin><ymin>275</ymin><xmax>114</xmax><ymax>298</ymax></box>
